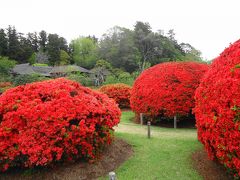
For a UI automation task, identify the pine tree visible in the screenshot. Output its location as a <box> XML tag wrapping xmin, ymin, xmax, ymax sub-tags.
<box><xmin>7</xmin><ymin>26</ymin><xmax>20</xmax><ymax>62</ymax></box>
<box><xmin>39</xmin><ymin>30</ymin><xmax>47</xmax><ymax>52</ymax></box>
<box><xmin>0</xmin><ymin>28</ymin><xmax>8</xmax><ymax>56</ymax></box>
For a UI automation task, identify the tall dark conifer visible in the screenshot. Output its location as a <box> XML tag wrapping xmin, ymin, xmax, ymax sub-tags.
<box><xmin>7</xmin><ymin>26</ymin><xmax>20</xmax><ymax>62</ymax></box>
<box><xmin>0</xmin><ymin>28</ymin><xmax>8</xmax><ymax>56</ymax></box>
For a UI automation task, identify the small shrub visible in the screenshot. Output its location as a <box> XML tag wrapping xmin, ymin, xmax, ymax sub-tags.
<box><xmin>12</xmin><ymin>74</ymin><xmax>50</xmax><ymax>86</ymax></box>
<box><xmin>99</xmin><ymin>83</ymin><xmax>132</xmax><ymax>108</ymax></box>
<box><xmin>0</xmin><ymin>78</ymin><xmax>120</xmax><ymax>171</ymax></box>
<box><xmin>67</xmin><ymin>73</ymin><xmax>93</xmax><ymax>86</ymax></box>
<box><xmin>0</xmin><ymin>56</ymin><xmax>16</xmax><ymax>76</ymax></box>
<box><xmin>104</xmin><ymin>72</ymin><xmax>135</xmax><ymax>86</ymax></box>
<box><xmin>195</xmin><ymin>40</ymin><xmax>240</xmax><ymax>177</ymax></box>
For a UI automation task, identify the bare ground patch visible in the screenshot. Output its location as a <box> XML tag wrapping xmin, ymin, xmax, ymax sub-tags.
<box><xmin>0</xmin><ymin>138</ymin><xmax>133</xmax><ymax>180</ymax></box>
<box><xmin>192</xmin><ymin>148</ymin><xmax>234</xmax><ymax>180</ymax></box>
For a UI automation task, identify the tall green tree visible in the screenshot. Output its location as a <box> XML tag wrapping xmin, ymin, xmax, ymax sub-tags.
<box><xmin>158</xmin><ymin>35</ymin><xmax>185</xmax><ymax>62</ymax></box>
<box><xmin>59</xmin><ymin>50</ymin><xmax>70</xmax><ymax>65</ymax></box>
<box><xmin>0</xmin><ymin>29</ymin><xmax>8</xmax><ymax>56</ymax></box>
<box><xmin>7</xmin><ymin>26</ymin><xmax>20</xmax><ymax>62</ymax></box>
<box><xmin>166</xmin><ymin>29</ymin><xmax>185</xmax><ymax>60</ymax></box>
<box><xmin>47</xmin><ymin>34</ymin><xmax>60</xmax><ymax>65</ymax></box>
<box><xmin>134</xmin><ymin>21</ymin><xmax>163</xmax><ymax>72</ymax></box>
<box><xmin>180</xmin><ymin>43</ymin><xmax>202</xmax><ymax>61</ymax></box>
<box><xmin>27</xmin><ymin>32</ymin><xmax>39</xmax><ymax>52</ymax></box>
<box><xmin>71</xmin><ymin>37</ymin><xmax>97</xmax><ymax>69</ymax></box>
<box><xmin>39</xmin><ymin>30</ymin><xmax>47</xmax><ymax>52</ymax></box>
<box><xmin>47</xmin><ymin>34</ymin><xmax>69</xmax><ymax>65</ymax></box>
<box><xmin>99</xmin><ymin>26</ymin><xmax>139</xmax><ymax>73</ymax></box>
<box><xmin>18</xmin><ymin>34</ymin><xmax>34</xmax><ymax>63</ymax></box>
<box><xmin>59</xmin><ymin>37</ymin><xmax>68</xmax><ymax>52</ymax></box>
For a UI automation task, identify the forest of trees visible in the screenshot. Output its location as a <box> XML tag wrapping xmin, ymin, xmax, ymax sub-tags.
<box><xmin>0</xmin><ymin>21</ymin><xmax>203</xmax><ymax>73</ymax></box>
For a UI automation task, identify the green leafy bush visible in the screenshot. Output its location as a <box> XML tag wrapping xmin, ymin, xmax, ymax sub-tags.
<box><xmin>0</xmin><ymin>56</ymin><xmax>16</xmax><ymax>75</ymax></box>
<box><xmin>67</xmin><ymin>73</ymin><xmax>93</xmax><ymax>86</ymax></box>
<box><xmin>13</xmin><ymin>74</ymin><xmax>50</xmax><ymax>86</ymax></box>
<box><xmin>104</xmin><ymin>71</ymin><xmax>135</xmax><ymax>86</ymax></box>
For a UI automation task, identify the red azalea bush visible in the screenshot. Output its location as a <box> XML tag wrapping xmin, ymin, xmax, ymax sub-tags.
<box><xmin>0</xmin><ymin>78</ymin><xmax>121</xmax><ymax>171</ymax></box>
<box><xmin>130</xmin><ymin>62</ymin><xmax>208</xmax><ymax>117</ymax></box>
<box><xmin>99</xmin><ymin>83</ymin><xmax>132</xmax><ymax>108</ymax></box>
<box><xmin>195</xmin><ymin>40</ymin><xmax>240</xmax><ymax>177</ymax></box>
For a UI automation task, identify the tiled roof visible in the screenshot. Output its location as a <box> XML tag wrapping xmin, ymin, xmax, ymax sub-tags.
<box><xmin>50</xmin><ymin>65</ymin><xmax>91</xmax><ymax>74</ymax></box>
<box><xmin>12</xmin><ymin>64</ymin><xmax>91</xmax><ymax>76</ymax></box>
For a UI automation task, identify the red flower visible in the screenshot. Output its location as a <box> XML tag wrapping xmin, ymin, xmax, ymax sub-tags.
<box><xmin>130</xmin><ymin>62</ymin><xmax>208</xmax><ymax>118</ymax></box>
<box><xmin>0</xmin><ymin>78</ymin><xmax>121</xmax><ymax>171</ymax></box>
<box><xmin>99</xmin><ymin>83</ymin><xmax>132</xmax><ymax>108</ymax></box>
<box><xmin>195</xmin><ymin>39</ymin><xmax>240</xmax><ymax>176</ymax></box>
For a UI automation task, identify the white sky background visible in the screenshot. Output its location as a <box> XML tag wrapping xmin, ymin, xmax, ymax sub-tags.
<box><xmin>0</xmin><ymin>0</ymin><xmax>240</xmax><ymax>60</ymax></box>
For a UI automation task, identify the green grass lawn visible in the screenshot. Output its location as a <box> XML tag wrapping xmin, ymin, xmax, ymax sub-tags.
<box><xmin>101</xmin><ymin>111</ymin><xmax>202</xmax><ymax>180</ymax></box>
<box><xmin>120</xmin><ymin>110</ymin><xmax>136</xmax><ymax>124</ymax></box>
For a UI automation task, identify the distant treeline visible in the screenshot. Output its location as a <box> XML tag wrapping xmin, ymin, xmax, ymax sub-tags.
<box><xmin>0</xmin><ymin>21</ymin><xmax>203</xmax><ymax>73</ymax></box>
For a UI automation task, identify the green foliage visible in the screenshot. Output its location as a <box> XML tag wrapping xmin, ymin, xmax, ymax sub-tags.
<box><xmin>71</xmin><ymin>37</ymin><xmax>97</xmax><ymax>69</ymax></box>
<box><xmin>39</xmin><ymin>30</ymin><xmax>47</xmax><ymax>52</ymax></box>
<box><xmin>59</xmin><ymin>50</ymin><xmax>70</xmax><ymax>65</ymax></box>
<box><xmin>134</xmin><ymin>22</ymin><xmax>164</xmax><ymax>71</ymax></box>
<box><xmin>180</xmin><ymin>43</ymin><xmax>203</xmax><ymax>62</ymax></box>
<box><xmin>95</xmin><ymin>59</ymin><xmax>113</xmax><ymax>71</ymax></box>
<box><xmin>67</xmin><ymin>72</ymin><xmax>93</xmax><ymax>86</ymax></box>
<box><xmin>0</xmin><ymin>56</ymin><xmax>16</xmax><ymax>75</ymax></box>
<box><xmin>103</xmin><ymin>70</ymin><xmax>135</xmax><ymax>86</ymax></box>
<box><xmin>47</xmin><ymin>34</ymin><xmax>68</xmax><ymax>65</ymax></box>
<box><xmin>28</xmin><ymin>52</ymin><xmax>36</xmax><ymax>64</ymax></box>
<box><xmin>1</xmin><ymin>24</ymin><xmax>203</xmax><ymax>74</ymax></box>
<box><xmin>13</xmin><ymin>74</ymin><xmax>50</xmax><ymax>86</ymax></box>
<box><xmin>0</xmin><ymin>75</ymin><xmax>13</xmax><ymax>83</ymax></box>
<box><xmin>99</xmin><ymin>26</ymin><xmax>139</xmax><ymax>73</ymax></box>
<box><xmin>0</xmin><ymin>28</ymin><xmax>8</xmax><ymax>56</ymax></box>
<box><xmin>7</xmin><ymin>26</ymin><xmax>20</xmax><ymax>61</ymax></box>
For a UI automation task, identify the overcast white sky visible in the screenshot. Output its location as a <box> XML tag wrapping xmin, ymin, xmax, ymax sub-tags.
<box><xmin>1</xmin><ymin>0</ymin><xmax>240</xmax><ymax>60</ymax></box>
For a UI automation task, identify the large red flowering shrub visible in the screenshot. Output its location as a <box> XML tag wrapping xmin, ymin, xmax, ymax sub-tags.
<box><xmin>0</xmin><ymin>78</ymin><xmax>120</xmax><ymax>171</ymax></box>
<box><xmin>130</xmin><ymin>62</ymin><xmax>208</xmax><ymax>117</ymax></box>
<box><xmin>195</xmin><ymin>40</ymin><xmax>240</xmax><ymax>176</ymax></box>
<box><xmin>99</xmin><ymin>83</ymin><xmax>132</xmax><ymax>108</ymax></box>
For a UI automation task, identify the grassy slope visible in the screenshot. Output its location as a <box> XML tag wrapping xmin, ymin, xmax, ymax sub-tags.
<box><xmin>101</xmin><ymin>111</ymin><xmax>202</xmax><ymax>180</ymax></box>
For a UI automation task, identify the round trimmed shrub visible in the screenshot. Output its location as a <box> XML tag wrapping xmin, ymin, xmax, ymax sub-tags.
<box><xmin>0</xmin><ymin>78</ymin><xmax>121</xmax><ymax>171</ymax></box>
<box><xmin>195</xmin><ymin>40</ymin><xmax>240</xmax><ymax>177</ymax></box>
<box><xmin>130</xmin><ymin>62</ymin><xmax>208</xmax><ymax>117</ymax></box>
<box><xmin>99</xmin><ymin>83</ymin><xmax>132</xmax><ymax>108</ymax></box>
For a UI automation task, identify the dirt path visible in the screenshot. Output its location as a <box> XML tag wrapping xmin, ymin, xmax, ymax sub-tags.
<box><xmin>115</xmin><ymin>123</ymin><xmax>197</xmax><ymax>140</ymax></box>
